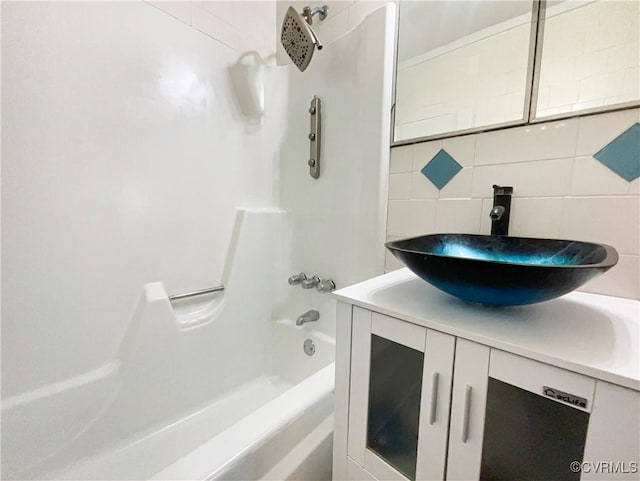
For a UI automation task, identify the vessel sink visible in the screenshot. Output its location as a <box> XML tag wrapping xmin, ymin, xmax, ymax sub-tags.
<box><xmin>385</xmin><ymin>234</ymin><xmax>618</xmax><ymax>306</ymax></box>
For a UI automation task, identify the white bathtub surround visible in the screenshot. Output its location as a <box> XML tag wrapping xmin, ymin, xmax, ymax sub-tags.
<box><xmin>1</xmin><ymin>208</ymin><xmax>295</xmax><ymax>478</ymax></box>
<box><xmin>387</xmin><ymin>108</ymin><xmax>640</xmax><ymax>300</ymax></box>
<box><xmin>270</xmin><ymin>3</ymin><xmax>395</xmax><ymax>339</ymax></box>
<box><xmin>2</xmin><ymin>2</ymin><xmax>395</xmax><ymax>480</ymax></box>
<box><xmin>2</xmin><ymin>0</ymin><xmax>267</xmax><ymax>404</ymax></box>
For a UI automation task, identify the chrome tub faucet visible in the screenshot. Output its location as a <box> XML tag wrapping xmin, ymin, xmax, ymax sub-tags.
<box><xmin>296</xmin><ymin>309</ymin><xmax>320</xmax><ymax>326</ymax></box>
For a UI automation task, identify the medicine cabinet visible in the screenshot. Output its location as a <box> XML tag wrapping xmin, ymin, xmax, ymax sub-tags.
<box><xmin>394</xmin><ymin>0</ymin><xmax>640</xmax><ymax>143</ymax></box>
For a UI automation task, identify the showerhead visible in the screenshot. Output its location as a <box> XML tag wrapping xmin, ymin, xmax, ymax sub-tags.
<box><xmin>281</xmin><ymin>6</ymin><xmax>327</xmax><ymax>72</ymax></box>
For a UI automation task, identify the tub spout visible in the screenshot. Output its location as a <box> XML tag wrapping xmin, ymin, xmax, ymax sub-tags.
<box><xmin>296</xmin><ymin>309</ymin><xmax>320</xmax><ymax>326</ymax></box>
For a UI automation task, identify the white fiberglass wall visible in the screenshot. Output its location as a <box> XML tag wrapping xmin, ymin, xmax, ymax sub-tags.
<box><xmin>1</xmin><ymin>1</ymin><xmax>394</xmax><ymax>479</ymax></box>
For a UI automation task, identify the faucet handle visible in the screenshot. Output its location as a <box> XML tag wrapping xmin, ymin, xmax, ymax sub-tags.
<box><xmin>288</xmin><ymin>272</ymin><xmax>307</xmax><ymax>285</ymax></box>
<box><xmin>316</xmin><ymin>278</ymin><xmax>336</xmax><ymax>293</ymax></box>
<box><xmin>301</xmin><ymin>276</ymin><xmax>321</xmax><ymax>289</ymax></box>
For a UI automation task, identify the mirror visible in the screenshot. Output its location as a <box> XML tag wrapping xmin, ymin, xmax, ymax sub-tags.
<box><xmin>534</xmin><ymin>0</ymin><xmax>640</xmax><ymax>119</ymax></box>
<box><xmin>394</xmin><ymin>1</ymin><xmax>537</xmax><ymax>142</ymax></box>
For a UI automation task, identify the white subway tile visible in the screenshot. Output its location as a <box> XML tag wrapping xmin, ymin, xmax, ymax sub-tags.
<box><xmin>388</xmin><ymin>173</ymin><xmax>411</xmax><ymax>200</ymax></box>
<box><xmin>411</xmin><ymin>172</ymin><xmax>439</xmax><ymax>199</ymax></box>
<box><xmin>475</xmin><ymin>118</ymin><xmax>578</xmax><ymax>165</ymax></box>
<box><xmin>579</xmin><ymin>254</ymin><xmax>639</xmax><ymax>300</ymax></box>
<box><xmin>471</xmin><ymin>158</ymin><xmax>574</xmax><ymax>198</ymax></box>
<box><xmin>571</xmin><ymin>156</ymin><xmax>632</xmax><ymax>196</ymax></box>
<box><xmin>578</xmin><ymin>73</ymin><xmax>624</xmax><ymax>103</ymax></box>
<box><xmin>575</xmin><ymin>108</ymin><xmax>640</xmax><ymax>157</ymax></box>
<box><xmin>434</xmin><ymin>199</ymin><xmax>483</xmax><ymax>234</ymax></box>
<box><xmin>390</xmin><ymin>145</ymin><xmax>413</xmax><ymax>173</ymax></box>
<box><xmin>148</xmin><ymin>1</ymin><xmax>192</xmax><ymax>24</ymax></box>
<box><xmin>574</xmin><ymin>49</ymin><xmax>608</xmax><ymax>80</ymax></box>
<box><xmin>233</xmin><ymin>2</ymin><xmax>276</xmax><ymax>54</ymax></box>
<box><xmin>442</xmin><ymin>134</ymin><xmax>475</xmax><ymax>167</ymax></box>
<box><xmin>347</xmin><ymin>0</ymin><xmax>387</xmax><ymax>30</ymax></box>
<box><xmin>560</xmin><ymin>196</ymin><xmax>640</xmax><ymax>256</ymax></box>
<box><xmin>191</xmin><ymin>3</ymin><xmax>243</xmax><ymax>50</ymax></box>
<box><xmin>201</xmin><ymin>1</ymin><xmax>234</xmax><ymax>24</ymax></box>
<box><xmin>439</xmin><ymin>168</ymin><xmax>473</xmax><ymax>199</ymax></box>
<box><xmin>549</xmin><ymin>83</ymin><xmax>579</xmax><ymax>108</ymax></box>
<box><xmin>622</xmin><ymin>67</ymin><xmax>640</xmax><ymax>97</ymax></box>
<box><xmin>387</xmin><ymin>199</ymin><xmax>436</xmax><ymax>237</ymax></box>
<box><xmin>508</xmin><ymin>197</ymin><xmax>564</xmax><ymax>239</ymax></box>
<box><xmin>412</xmin><ymin>139</ymin><xmax>443</xmax><ymax>171</ymax></box>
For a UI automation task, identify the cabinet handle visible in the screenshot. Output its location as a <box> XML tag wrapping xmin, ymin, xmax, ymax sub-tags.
<box><xmin>429</xmin><ymin>372</ymin><xmax>439</xmax><ymax>425</ymax></box>
<box><xmin>462</xmin><ymin>385</ymin><xmax>472</xmax><ymax>443</ymax></box>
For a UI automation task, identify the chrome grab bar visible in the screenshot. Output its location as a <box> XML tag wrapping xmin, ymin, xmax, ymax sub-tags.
<box><xmin>168</xmin><ymin>285</ymin><xmax>224</xmax><ymax>302</ymax></box>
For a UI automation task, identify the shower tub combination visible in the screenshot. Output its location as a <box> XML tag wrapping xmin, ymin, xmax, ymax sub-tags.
<box><xmin>2</xmin><ymin>209</ymin><xmax>336</xmax><ymax>480</ymax></box>
<box><xmin>1</xmin><ymin>2</ymin><xmax>395</xmax><ymax>479</ymax></box>
<box><xmin>55</xmin><ymin>323</ymin><xmax>336</xmax><ymax>481</ymax></box>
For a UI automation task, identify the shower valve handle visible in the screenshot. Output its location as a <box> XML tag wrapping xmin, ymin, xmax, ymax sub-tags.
<box><xmin>288</xmin><ymin>272</ymin><xmax>307</xmax><ymax>285</ymax></box>
<box><xmin>316</xmin><ymin>278</ymin><xmax>336</xmax><ymax>293</ymax></box>
<box><xmin>301</xmin><ymin>276</ymin><xmax>321</xmax><ymax>289</ymax></box>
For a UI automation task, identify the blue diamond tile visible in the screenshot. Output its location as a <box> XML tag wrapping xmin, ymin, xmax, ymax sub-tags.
<box><xmin>421</xmin><ymin>149</ymin><xmax>462</xmax><ymax>189</ymax></box>
<box><xmin>593</xmin><ymin>123</ymin><xmax>640</xmax><ymax>182</ymax></box>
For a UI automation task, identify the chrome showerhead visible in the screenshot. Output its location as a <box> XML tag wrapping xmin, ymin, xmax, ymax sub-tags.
<box><xmin>280</xmin><ymin>5</ymin><xmax>327</xmax><ymax>72</ymax></box>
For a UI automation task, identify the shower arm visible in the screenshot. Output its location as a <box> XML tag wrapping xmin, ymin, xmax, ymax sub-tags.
<box><xmin>302</xmin><ymin>5</ymin><xmax>328</xmax><ymax>25</ymax></box>
<box><xmin>307</xmin><ymin>25</ymin><xmax>323</xmax><ymax>50</ymax></box>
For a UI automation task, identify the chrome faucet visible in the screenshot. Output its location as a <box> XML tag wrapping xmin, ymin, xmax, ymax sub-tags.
<box><xmin>288</xmin><ymin>272</ymin><xmax>307</xmax><ymax>285</ymax></box>
<box><xmin>296</xmin><ymin>309</ymin><xmax>320</xmax><ymax>326</ymax></box>
<box><xmin>316</xmin><ymin>278</ymin><xmax>336</xmax><ymax>293</ymax></box>
<box><xmin>301</xmin><ymin>276</ymin><xmax>321</xmax><ymax>289</ymax></box>
<box><xmin>489</xmin><ymin>205</ymin><xmax>505</xmax><ymax>221</ymax></box>
<box><xmin>490</xmin><ymin>185</ymin><xmax>513</xmax><ymax>236</ymax></box>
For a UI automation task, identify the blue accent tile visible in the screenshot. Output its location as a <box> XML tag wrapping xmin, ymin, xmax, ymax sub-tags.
<box><xmin>593</xmin><ymin>123</ymin><xmax>640</xmax><ymax>182</ymax></box>
<box><xmin>421</xmin><ymin>149</ymin><xmax>462</xmax><ymax>189</ymax></box>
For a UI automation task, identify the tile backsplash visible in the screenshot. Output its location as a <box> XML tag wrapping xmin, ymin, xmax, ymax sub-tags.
<box><xmin>386</xmin><ymin>108</ymin><xmax>640</xmax><ymax>300</ymax></box>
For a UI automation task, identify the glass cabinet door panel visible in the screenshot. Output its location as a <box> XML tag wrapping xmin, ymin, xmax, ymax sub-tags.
<box><xmin>480</xmin><ymin>378</ymin><xmax>589</xmax><ymax>481</ymax></box>
<box><xmin>367</xmin><ymin>334</ymin><xmax>424</xmax><ymax>480</ymax></box>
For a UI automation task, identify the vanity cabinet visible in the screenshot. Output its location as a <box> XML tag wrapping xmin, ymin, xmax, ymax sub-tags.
<box><xmin>332</xmin><ymin>270</ymin><xmax>640</xmax><ymax>481</ymax></box>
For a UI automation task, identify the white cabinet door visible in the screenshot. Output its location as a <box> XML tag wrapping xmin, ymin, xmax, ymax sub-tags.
<box><xmin>582</xmin><ymin>381</ymin><xmax>640</xmax><ymax>480</ymax></box>
<box><xmin>448</xmin><ymin>347</ymin><xmax>598</xmax><ymax>480</ymax></box>
<box><xmin>446</xmin><ymin>339</ymin><xmax>490</xmax><ymax>481</ymax></box>
<box><xmin>347</xmin><ymin>310</ymin><xmax>455</xmax><ymax>481</ymax></box>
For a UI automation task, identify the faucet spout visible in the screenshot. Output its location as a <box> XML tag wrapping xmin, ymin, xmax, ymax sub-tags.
<box><xmin>296</xmin><ymin>309</ymin><xmax>320</xmax><ymax>326</ymax></box>
<box><xmin>489</xmin><ymin>205</ymin><xmax>505</xmax><ymax>221</ymax></box>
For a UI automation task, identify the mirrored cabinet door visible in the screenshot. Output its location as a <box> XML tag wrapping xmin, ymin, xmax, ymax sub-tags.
<box><xmin>533</xmin><ymin>0</ymin><xmax>640</xmax><ymax>120</ymax></box>
<box><xmin>394</xmin><ymin>0</ymin><xmax>537</xmax><ymax>142</ymax></box>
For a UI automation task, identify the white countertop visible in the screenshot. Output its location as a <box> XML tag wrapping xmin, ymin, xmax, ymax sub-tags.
<box><xmin>334</xmin><ymin>268</ymin><xmax>640</xmax><ymax>391</ymax></box>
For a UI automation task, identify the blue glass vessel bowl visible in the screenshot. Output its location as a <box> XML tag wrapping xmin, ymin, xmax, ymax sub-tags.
<box><xmin>385</xmin><ymin>234</ymin><xmax>618</xmax><ymax>306</ymax></box>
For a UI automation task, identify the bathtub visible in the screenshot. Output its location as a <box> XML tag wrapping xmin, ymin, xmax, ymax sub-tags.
<box><xmin>37</xmin><ymin>321</ymin><xmax>335</xmax><ymax>480</ymax></box>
